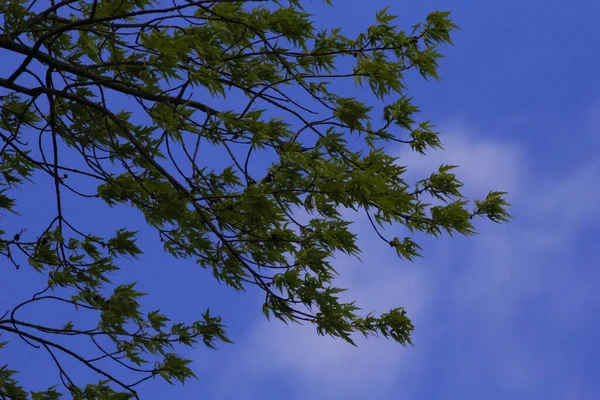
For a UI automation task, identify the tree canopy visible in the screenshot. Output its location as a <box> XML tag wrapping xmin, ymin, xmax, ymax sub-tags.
<box><xmin>0</xmin><ymin>0</ymin><xmax>510</xmax><ymax>398</ymax></box>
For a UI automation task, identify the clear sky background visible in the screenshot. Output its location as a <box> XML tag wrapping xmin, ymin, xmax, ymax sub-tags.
<box><xmin>1</xmin><ymin>0</ymin><xmax>600</xmax><ymax>399</ymax></box>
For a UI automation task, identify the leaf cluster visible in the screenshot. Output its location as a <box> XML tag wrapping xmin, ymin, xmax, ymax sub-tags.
<box><xmin>0</xmin><ymin>0</ymin><xmax>509</xmax><ymax>397</ymax></box>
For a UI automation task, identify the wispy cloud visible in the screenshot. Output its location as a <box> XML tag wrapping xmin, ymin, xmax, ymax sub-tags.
<box><xmin>205</xmin><ymin>118</ymin><xmax>600</xmax><ymax>399</ymax></box>
<box><xmin>407</xmin><ymin>122</ymin><xmax>600</xmax><ymax>398</ymax></box>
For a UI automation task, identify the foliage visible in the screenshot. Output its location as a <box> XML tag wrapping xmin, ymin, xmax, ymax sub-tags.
<box><xmin>0</xmin><ymin>0</ymin><xmax>510</xmax><ymax>398</ymax></box>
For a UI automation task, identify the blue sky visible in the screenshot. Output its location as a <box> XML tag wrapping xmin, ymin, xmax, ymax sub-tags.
<box><xmin>1</xmin><ymin>0</ymin><xmax>600</xmax><ymax>399</ymax></box>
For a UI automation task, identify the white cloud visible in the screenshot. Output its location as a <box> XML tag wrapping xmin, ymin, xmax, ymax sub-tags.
<box><xmin>206</xmin><ymin>118</ymin><xmax>600</xmax><ymax>399</ymax></box>
<box><xmin>526</xmin><ymin>160</ymin><xmax>600</xmax><ymax>231</ymax></box>
<box><xmin>204</xmin><ymin>122</ymin><xmax>524</xmax><ymax>397</ymax></box>
<box><xmin>424</xmin><ymin>124</ymin><xmax>600</xmax><ymax>395</ymax></box>
<box><xmin>396</xmin><ymin>122</ymin><xmax>525</xmax><ymax>199</ymax></box>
